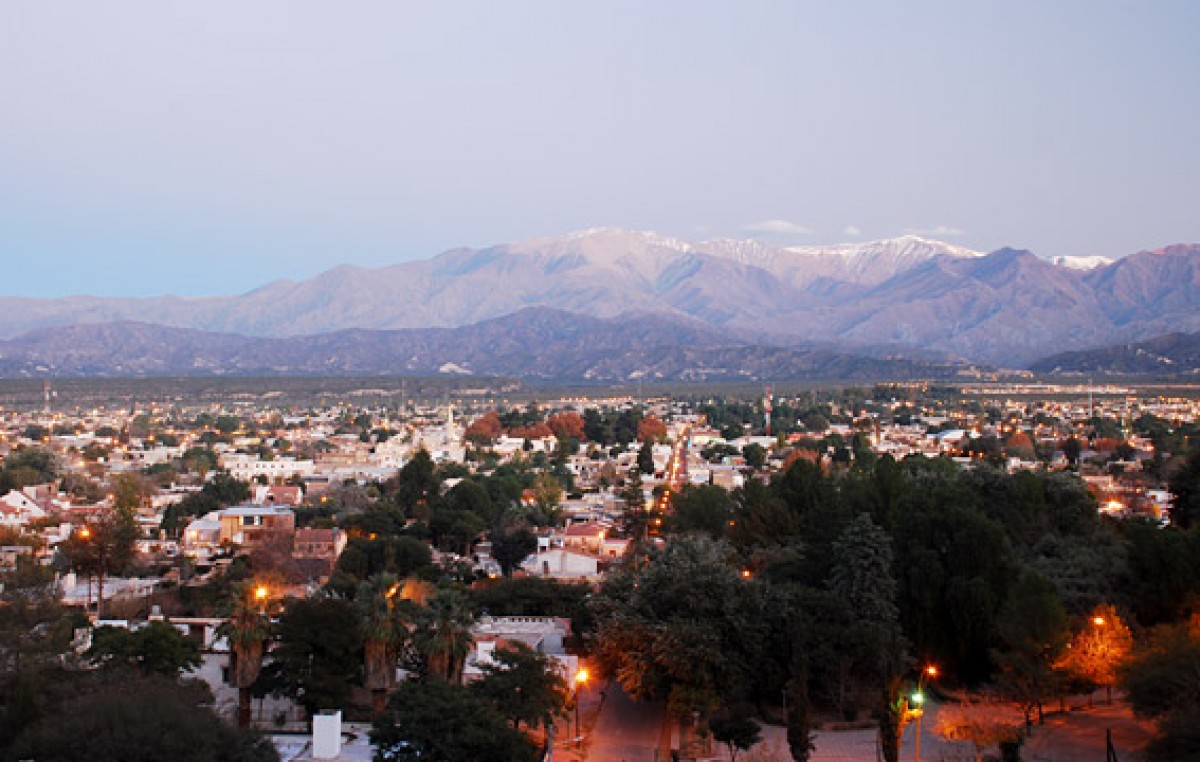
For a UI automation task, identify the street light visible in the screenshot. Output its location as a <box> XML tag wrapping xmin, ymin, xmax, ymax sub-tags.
<box><xmin>574</xmin><ymin>667</ymin><xmax>590</xmax><ymax>749</ymax></box>
<box><xmin>912</xmin><ymin>665</ymin><xmax>938</xmax><ymax>762</ymax></box>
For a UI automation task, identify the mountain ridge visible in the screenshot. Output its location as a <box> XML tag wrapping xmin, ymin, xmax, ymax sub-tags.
<box><xmin>0</xmin><ymin>309</ymin><xmax>975</xmax><ymax>383</ymax></box>
<box><xmin>1</xmin><ymin>229</ymin><xmax>1197</xmax><ymax>366</ymax></box>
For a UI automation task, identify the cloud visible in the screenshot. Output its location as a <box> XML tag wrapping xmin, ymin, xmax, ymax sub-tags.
<box><xmin>743</xmin><ymin>219</ymin><xmax>815</xmax><ymax>236</ymax></box>
<box><xmin>843</xmin><ymin>225</ymin><xmax>862</xmax><ymax>237</ymax></box>
<box><xmin>903</xmin><ymin>225</ymin><xmax>965</xmax><ymax>237</ymax></box>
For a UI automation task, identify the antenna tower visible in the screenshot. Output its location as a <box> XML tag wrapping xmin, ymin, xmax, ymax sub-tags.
<box><xmin>763</xmin><ymin>384</ymin><xmax>773</xmax><ymax>437</ymax></box>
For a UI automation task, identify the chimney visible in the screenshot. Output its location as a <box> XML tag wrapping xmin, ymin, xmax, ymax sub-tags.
<box><xmin>312</xmin><ymin>710</ymin><xmax>342</xmax><ymax>760</ymax></box>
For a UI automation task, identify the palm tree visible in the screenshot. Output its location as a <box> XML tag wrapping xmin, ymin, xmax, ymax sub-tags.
<box><xmin>416</xmin><ymin>588</ymin><xmax>476</xmax><ymax>683</ymax></box>
<box><xmin>357</xmin><ymin>574</ymin><xmax>412</xmax><ymax>714</ymax></box>
<box><xmin>220</xmin><ymin>583</ymin><xmax>275</xmax><ymax>728</ymax></box>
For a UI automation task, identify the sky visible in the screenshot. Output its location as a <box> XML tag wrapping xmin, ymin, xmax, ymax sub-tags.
<box><xmin>2</xmin><ymin>1</ymin><xmax>1198</xmax><ymax>297</ymax></box>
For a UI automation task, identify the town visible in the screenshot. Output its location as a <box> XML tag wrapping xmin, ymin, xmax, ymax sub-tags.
<box><xmin>2</xmin><ymin>378</ymin><xmax>1200</xmax><ymax>761</ymax></box>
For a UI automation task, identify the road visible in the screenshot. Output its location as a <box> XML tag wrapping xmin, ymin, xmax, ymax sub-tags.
<box><xmin>551</xmin><ymin>679</ymin><xmax>668</xmax><ymax>762</ymax></box>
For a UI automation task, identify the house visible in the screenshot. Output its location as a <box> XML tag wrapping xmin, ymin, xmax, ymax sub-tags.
<box><xmin>520</xmin><ymin>547</ymin><xmax>599</xmax><ymax>581</ymax></box>
<box><xmin>182</xmin><ymin>504</ymin><xmax>295</xmax><ymax>555</ymax></box>
<box><xmin>252</xmin><ymin>484</ymin><xmax>304</xmax><ymax>506</ymax></box>
<box><xmin>462</xmin><ymin>615</ymin><xmax>578</xmax><ymax>684</ymax></box>
<box><xmin>562</xmin><ymin>521</ymin><xmax>611</xmax><ymax>554</ymax></box>
<box><xmin>0</xmin><ymin>489</ymin><xmax>47</xmax><ymax>529</ymax></box>
<box><xmin>291</xmin><ymin>527</ymin><xmax>347</xmax><ymax>578</ymax></box>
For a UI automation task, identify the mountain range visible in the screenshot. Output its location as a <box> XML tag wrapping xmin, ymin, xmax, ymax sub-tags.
<box><xmin>1</xmin><ymin>228</ymin><xmax>1198</xmax><ymax>378</ymax></box>
<box><xmin>0</xmin><ymin>310</ymin><xmax>971</xmax><ymax>383</ymax></box>
<box><xmin>1029</xmin><ymin>331</ymin><xmax>1200</xmax><ymax>377</ymax></box>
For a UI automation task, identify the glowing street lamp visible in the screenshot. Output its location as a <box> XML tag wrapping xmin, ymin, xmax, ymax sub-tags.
<box><xmin>574</xmin><ymin>667</ymin><xmax>590</xmax><ymax>749</ymax></box>
<box><xmin>913</xmin><ymin>665</ymin><xmax>938</xmax><ymax>762</ymax></box>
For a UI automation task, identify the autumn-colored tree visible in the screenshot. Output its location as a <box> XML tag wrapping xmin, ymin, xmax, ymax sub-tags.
<box><xmin>1004</xmin><ymin>431</ymin><xmax>1035</xmax><ymax>460</ymax></box>
<box><xmin>464</xmin><ymin>412</ymin><xmax>504</xmax><ymax>447</ymax></box>
<box><xmin>547</xmin><ymin>412</ymin><xmax>585</xmax><ymax>441</ymax></box>
<box><xmin>638</xmin><ymin>415</ymin><xmax>668</xmax><ymax>443</ymax></box>
<box><xmin>934</xmin><ymin>700</ymin><xmax>1023</xmax><ymax>762</ymax></box>
<box><xmin>1056</xmin><ymin>603</ymin><xmax>1133</xmax><ymax>705</ymax></box>
<box><xmin>510</xmin><ymin>422</ymin><xmax>553</xmax><ymax>440</ymax></box>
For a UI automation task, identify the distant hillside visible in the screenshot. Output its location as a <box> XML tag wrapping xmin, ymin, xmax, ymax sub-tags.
<box><xmin>0</xmin><ymin>229</ymin><xmax>1197</xmax><ymax>365</ymax></box>
<box><xmin>0</xmin><ymin>309</ymin><xmax>975</xmax><ymax>383</ymax></box>
<box><xmin>1029</xmin><ymin>332</ymin><xmax>1200</xmax><ymax>376</ymax></box>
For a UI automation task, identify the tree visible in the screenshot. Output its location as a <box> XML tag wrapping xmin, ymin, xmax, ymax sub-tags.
<box><xmin>6</xmin><ymin>676</ymin><xmax>279</xmax><ymax>762</ymax></box>
<box><xmin>471</xmin><ymin>641</ymin><xmax>568</xmax><ymax>730</ymax></box>
<box><xmin>1056</xmin><ymin>603</ymin><xmax>1133</xmax><ymax>705</ymax></box>
<box><xmin>58</xmin><ymin>502</ymin><xmax>138</xmax><ymax>618</ymax></box>
<box><xmin>219</xmin><ymin>583</ymin><xmax>277</xmax><ymax>728</ymax></box>
<box><xmin>710</xmin><ymin>707</ymin><xmax>762</xmax><ymax>762</ymax></box>
<box><xmin>591</xmin><ymin>536</ymin><xmax>762</xmax><ymax>741</ymax></box>
<box><xmin>638</xmin><ymin>415</ymin><xmax>667</xmax><ymax>443</ymax></box>
<box><xmin>828</xmin><ymin>514</ymin><xmax>906</xmax><ymax>762</ymax></box>
<box><xmin>371</xmin><ymin>679</ymin><xmax>538</xmax><ymax>762</ymax></box>
<box><xmin>270</xmin><ymin>596</ymin><xmax>362</xmax><ymax>722</ymax></box>
<box><xmin>934</xmin><ymin>700</ymin><xmax>1024</xmax><ymax>762</ymax></box>
<box><xmin>415</xmin><ymin>589</ymin><xmax>475</xmax><ymax>683</ymax></box>
<box><xmin>390</xmin><ymin>449</ymin><xmax>440</xmax><ymax>516</ymax></box>
<box><xmin>87</xmin><ymin>621</ymin><xmax>201</xmax><ymax>679</ymax></box>
<box><xmin>464</xmin><ymin>412</ymin><xmax>504</xmax><ymax>448</ymax></box>
<box><xmin>547</xmin><ymin>411</ymin><xmax>584</xmax><ymax>441</ymax></box>
<box><xmin>530</xmin><ymin>472</ymin><xmax>562</xmax><ymax>519</ymax></box>
<box><xmin>1061</xmin><ymin>436</ymin><xmax>1083</xmax><ymax>466</ymax></box>
<box><xmin>637</xmin><ymin>440</ymin><xmax>655</xmax><ymax>475</ymax></box>
<box><xmin>357</xmin><ymin>574</ymin><xmax>415</xmax><ymax>714</ymax></box>
<box><xmin>1120</xmin><ymin>621</ymin><xmax>1200</xmax><ymax>759</ymax></box>
<box><xmin>490</xmin><ymin>524</ymin><xmax>537</xmax><ymax>577</ymax></box>
<box><xmin>743</xmin><ymin>443</ymin><xmax>767</xmax><ymax>470</ymax></box>
<box><xmin>0</xmin><ymin>556</ymin><xmax>64</xmax><ymax>676</ymax></box>
<box><xmin>1167</xmin><ymin>446</ymin><xmax>1200</xmax><ymax>529</ymax></box>
<box><xmin>993</xmin><ymin>570</ymin><xmax>1069</xmax><ymax>726</ymax></box>
<box><xmin>669</xmin><ymin>484</ymin><xmax>733</xmax><ymax>540</ymax></box>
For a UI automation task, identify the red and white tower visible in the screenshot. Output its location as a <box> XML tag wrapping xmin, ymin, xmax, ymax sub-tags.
<box><xmin>763</xmin><ymin>385</ymin><xmax>773</xmax><ymax>437</ymax></box>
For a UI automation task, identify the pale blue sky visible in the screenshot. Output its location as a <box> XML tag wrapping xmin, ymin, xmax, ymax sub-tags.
<box><xmin>2</xmin><ymin>1</ymin><xmax>1197</xmax><ymax>297</ymax></box>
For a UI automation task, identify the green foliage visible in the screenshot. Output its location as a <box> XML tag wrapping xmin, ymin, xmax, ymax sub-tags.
<box><xmin>742</xmin><ymin>443</ymin><xmax>767</xmax><ymax>469</ymax></box>
<box><xmin>1122</xmin><ymin>623</ymin><xmax>1200</xmax><ymax>720</ymax></box>
<box><xmin>993</xmin><ymin>569</ymin><xmax>1069</xmax><ymax>723</ymax></box>
<box><xmin>6</xmin><ymin>675</ymin><xmax>278</xmax><ymax>762</ymax></box>
<box><xmin>468</xmin><ymin>576</ymin><xmax>593</xmax><ymax>639</ymax></box>
<box><xmin>471</xmin><ymin>641</ymin><xmax>568</xmax><ymax>730</ymax></box>
<box><xmin>388</xmin><ymin>449</ymin><xmax>441</xmax><ymax>515</ymax></box>
<box><xmin>414</xmin><ymin>589</ymin><xmax>475</xmax><ymax>683</ymax></box>
<box><xmin>488</xmin><ymin>523</ymin><xmax>538</xmax><ymax>577</ymax></box>
<box><xmin>1168</xmin><ymin>446</ymin><xmax>1200</xmax><ymax>529</ymax></box>
<box><xmin>668</xmin><ymin>484</ymin><xmax>733</xmax><ymax>540</ymax></box>
<box><xmin>710</xmin><ymin>707</ymin><xmax>762</xmax><ymax>762</ymax></box>
<box><xmin>333</xmin><ymin>536</ymin><xmax>434</xmax><ymax>588</ymax></box>
<box><xmin>371</xmin><ymin>679</ymin><xmax>538</xmax><ymax>762</ymax></box>
<box><xmin>268</xmin><ymin>597</ymin><xmax>362</xmax><ymax>719</ymax></box>
<box><xmin>591</xmin><ymin>536</ymin><xmax>764</xmax><ymax>718</ymax></box>
<box><xmin>0</xmin><ymin>556</ymin><xmax>64</xmax><ymax>674</ymax></box>
<box><xmin>828</xmin><ymin>514</ymin><xmax>905</xmax><ymax>679</ymax></box>
<box><xmin>0</xmin><ymin>446</ymin><xmax>57</xmax><ymax>491</ymax></box>
<box><xmin>87</xmin><ymin>621</ymin><xmax>202</xmax><ymax>678</ymax></box>
<box><xmin>637</xmin><ymin>440</ymin><xmax>655</xmax><ymax>475</ymax></box>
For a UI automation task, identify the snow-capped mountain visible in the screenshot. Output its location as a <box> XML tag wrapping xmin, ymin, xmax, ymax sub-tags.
<box><xmin>0</xmin><ymin>229</ymin><xmax>1196</xmax><ymax>367</ymax></box>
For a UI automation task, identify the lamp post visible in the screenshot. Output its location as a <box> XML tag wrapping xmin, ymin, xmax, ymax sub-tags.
<box><xmin>912</xmin><ymin>665</ymin><xmax>938</xmax><ymax>762</ymax></box>
<box><xmin>574</xmin><ymin>667</ymin><xmax>590</xmax><ymax>749</ymax></box>
<box><xmin>78</xmin><ymin>525</ymin><xmax>107</xmax><ymax>619</ymax></box>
